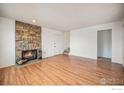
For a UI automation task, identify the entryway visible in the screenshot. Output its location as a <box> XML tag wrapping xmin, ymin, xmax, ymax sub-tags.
<box><xmin>97</xmin><ymin>29</ymin><xmax>112</xmax><ymax>61</ymax></box>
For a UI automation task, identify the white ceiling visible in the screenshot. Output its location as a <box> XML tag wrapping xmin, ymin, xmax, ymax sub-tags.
<box><xmin>0</xmin><ymin>3</ymin><xmax>124</xmax><ymax>31</ymax></box>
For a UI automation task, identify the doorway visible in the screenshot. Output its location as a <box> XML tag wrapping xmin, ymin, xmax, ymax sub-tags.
<box><xmin>97</xmin><ymin>29</ymin><xmax>112</xmax><ymax>61</ymax></box>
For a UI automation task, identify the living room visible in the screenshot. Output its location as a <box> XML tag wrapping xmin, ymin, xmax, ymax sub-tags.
<box><xmin>0</xmin><ymin>3</ymin><xmax>124</xmax><ymax>92</ymax></box>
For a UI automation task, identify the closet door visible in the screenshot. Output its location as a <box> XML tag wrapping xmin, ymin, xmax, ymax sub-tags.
<box><xmin>54</xmin><ymin>35</ymin><xmax>60</xmax><ymax>55</ymax></box>
<box><xmin>42</xmin><ymin>28</ymin><xmax>64</xmax><ymax>58</ymax></box>
<box><xmin>53</xmin><ymin>34</ymin><xmax>64</xmax><ymax>55</ymax></box>
<box><xmin>42</xmin><ymin>31</ymin><xmax>54</xmax><ymax>58</ymax></box>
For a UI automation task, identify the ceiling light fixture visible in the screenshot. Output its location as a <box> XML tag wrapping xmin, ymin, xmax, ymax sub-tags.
<box><xmin>32</xmin><ymin>19</ymin><xmax>36</xmax><ymax>23</ymax></box>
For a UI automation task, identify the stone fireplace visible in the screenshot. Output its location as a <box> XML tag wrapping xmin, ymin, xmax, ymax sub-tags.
<box><xmin>16</xmin><ymin>21</ymin><xmax>42</xmax><ymax>64</ymax></box>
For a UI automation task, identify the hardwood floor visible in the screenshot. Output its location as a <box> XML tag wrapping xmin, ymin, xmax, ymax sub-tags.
<box><xmin>0</xmin><ymin>55</ymin><xmax>124</xmax><ymax>85</ymax></box>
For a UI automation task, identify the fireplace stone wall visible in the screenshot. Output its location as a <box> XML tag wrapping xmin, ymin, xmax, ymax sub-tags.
<box><xmin>16</xmin><ymin>21</ymin><xmax>41</xmax><ymax>62</ymax></box>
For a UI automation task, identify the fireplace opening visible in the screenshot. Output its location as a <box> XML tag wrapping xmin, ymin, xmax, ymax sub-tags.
<box><xmin>22</xmin><ymin>49</ymin><xmax>37</xmax><ymax>61</ymax></box>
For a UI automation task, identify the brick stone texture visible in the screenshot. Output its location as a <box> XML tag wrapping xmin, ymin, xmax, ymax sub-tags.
<box><xmin>16</xmin><ymin>21</ymin><xmax>41</xmax><ymax>61</ymax></box>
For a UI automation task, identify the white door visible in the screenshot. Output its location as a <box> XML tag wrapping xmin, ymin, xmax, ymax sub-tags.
<box><xmin>54</xmin><ymin>34</ymin><xmax>62</xmax><ymax>55</ymax></box>
<box><xmin>42</xmin><ymin>31</ymin><xmax>54</xmax><ymax>58</ymax></box>
<box><xmin>42</xmin><ymin>28</ymin><xmax>64</xmax><ymax>58</ymax></box>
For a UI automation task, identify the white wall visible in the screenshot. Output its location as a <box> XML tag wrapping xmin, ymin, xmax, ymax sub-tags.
<box><xmin>64</xmin><ymin>31</ymin><xmax>70</xmax><ymax>50</ymax></box>
<box><xmin>70</xmin><ymin>21</ymin><xmax>123</xmax><ymax>65</ymax></box>
<box><xmin>42</xmin><ymin>28</ymin><xmax>64</xmax><ymax>58</ymax></box>
<box><xmin>0</xmin><ymin>17</ymin><xmax>15</xmax><ymax>68</ymax></box>
<box><xmin>70</xmin><ymin>29</ymin><xmax>97</xmax><ymax>59</ymax></box>
<box><xmin>97</xmin><ymin>30</ymin><xmax>112</xmax><ymax>58</ymax></box>
<box><xmin>123</xmin><ymin>30</ymin><xmax>124</xmax><ymax>67</ymax></box>
<box><xmin>123</xmin><ymin>29</ymin><xmax>124</xmax><ymax>67</ymax></box>
<box><xmin>122</xmin><ymin>19</ymin><xmax>124</xmax><ymax>67</ymax></box>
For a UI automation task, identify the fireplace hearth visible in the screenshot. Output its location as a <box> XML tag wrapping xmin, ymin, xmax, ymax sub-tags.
<box><xmin>16</xmin><ymin>49</ymin><xmax>42</xmax><ymax>65</ymax></box>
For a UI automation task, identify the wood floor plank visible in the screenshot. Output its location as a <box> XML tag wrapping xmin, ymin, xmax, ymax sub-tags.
<box><xmin>0</xmin><ymin>55</ymin><xmax>124</xmax><ymax>85</ymax></box>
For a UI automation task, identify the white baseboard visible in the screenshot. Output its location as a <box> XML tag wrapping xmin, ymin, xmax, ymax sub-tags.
<box><xmin>69</xmin><ymin>53</ymin><xmax>97</xmax><ymax>60</ymax></box>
